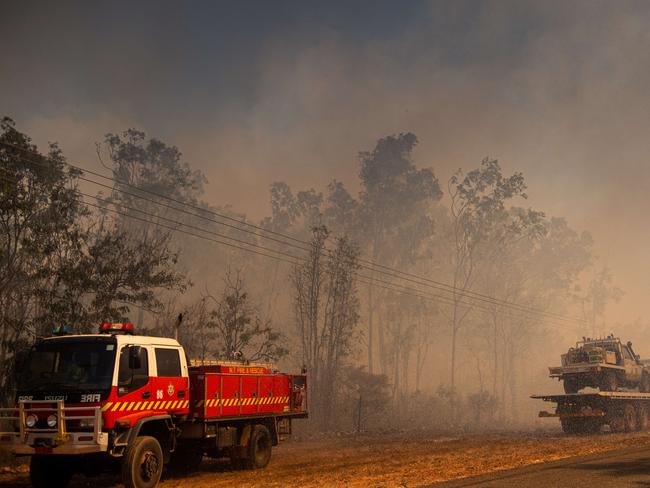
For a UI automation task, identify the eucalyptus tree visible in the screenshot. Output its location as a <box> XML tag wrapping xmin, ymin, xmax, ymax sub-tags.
<box><xmin>205</xmin><ymin>269</ymin><xmax>287</xmax><ymax>362</ymax></box>
<box><xmin>357</xmin><ymin>133</ymin><xmax>441</xmax><ymax>373</ymax></box>
<box><xmin>0</xmin><ymin>118</ymin><xmax>186</xmax><ymax>402</ymax></box>
<box><xmin>292</xmin><ymin>226</ymin><xmax>361</xmax><ymax>430</ymax></box>
<box><xmin>474</xmin><ymin>212</ymin><xmax>592</xmax><ymax>420</ymax></box>
<box><xmin>446</xmin><ymin>158</ymin><xmax>532</xmax><ymax>392</ymax></box>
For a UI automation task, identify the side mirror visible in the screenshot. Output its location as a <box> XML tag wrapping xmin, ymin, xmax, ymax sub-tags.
<box><xmin>129</xmin><ymin>346</ymin><xmax>142</xmax><ymax>370</ymax></box>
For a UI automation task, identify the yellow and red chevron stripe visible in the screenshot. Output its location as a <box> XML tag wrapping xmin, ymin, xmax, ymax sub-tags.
<box><xmin>101</xmin><ymin>396</ymin><xmax>289</xmax><ymax>412</ymax></box>
<box><xmin>196</xmin><ymin>396</ymin><xmax>290</xmax><ymax>408</ymax></box>
<box><xmin>102</xmin><ymin>400</ymin><xmax>190</xmax><ymax>412</ymax></box>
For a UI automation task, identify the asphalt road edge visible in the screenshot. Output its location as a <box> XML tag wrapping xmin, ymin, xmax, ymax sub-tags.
<box><xmin>428</xmin><ymin>442</ymin><xmax>650</xmax><ymax>487</ymax></box>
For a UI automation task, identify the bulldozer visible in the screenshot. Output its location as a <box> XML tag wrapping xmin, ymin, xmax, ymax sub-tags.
<box><xmin>549</xmin><ymin>335</ymin><xmax>650</xmax><ymax>394</ymax></box>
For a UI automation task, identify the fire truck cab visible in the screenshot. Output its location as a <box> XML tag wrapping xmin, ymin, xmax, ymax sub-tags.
<box><xmin>0</xmin><ymin>323</ymin><xmax>307</xmax><ymax>488</ymax></box>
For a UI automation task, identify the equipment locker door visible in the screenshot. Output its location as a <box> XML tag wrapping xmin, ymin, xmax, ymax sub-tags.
<box><xmin>221</xmin><ymin>375</ymin><xmax>240</xmax><ymax>416</ymax></box>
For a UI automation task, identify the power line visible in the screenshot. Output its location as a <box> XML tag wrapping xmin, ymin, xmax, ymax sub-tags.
<box><xmin>0</xmin><ymin>171</ymin><xmax>579</xmax><ymax>329</ymax></box>
<box><xmin>1</xmin><ymin>140</ymin><xmax>585</xmax><ymax>325</ymax></box>
<box><xmin>1</xmin><ymin>140</ymin><xmax>584</xmax><ymax>324</ymax></box>
<box><xmin>88</xmin><ymin>197</ymin><xmax>581</xmax><ymax>329</ymax></box>
<box><xmin>77</xmin><ymin>179</ymin><xmax>580</xmax><ymax>323</ymax></box>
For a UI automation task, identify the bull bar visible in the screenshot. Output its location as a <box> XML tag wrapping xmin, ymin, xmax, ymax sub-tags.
<box><xmin>0</xmin><ymin>400</ymin><xmax>108</xmax><ymax>455</ymax></box>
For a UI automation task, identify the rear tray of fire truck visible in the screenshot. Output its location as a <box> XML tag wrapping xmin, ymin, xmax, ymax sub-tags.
<box><xmin>188</xmin><ymin>361</ymin><xmax>307</xmax><ymax>421</ymax></box>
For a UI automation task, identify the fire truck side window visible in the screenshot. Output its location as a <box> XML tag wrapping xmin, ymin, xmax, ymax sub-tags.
<box><xmin>118</xmin><ymin>346</ymin><xmax>149</xmax><ymax>395</ymax></box>
<box><xmin>155</xmin><ymin>348</ymin><xmax>181</xmax><ymax>377</ymax></box>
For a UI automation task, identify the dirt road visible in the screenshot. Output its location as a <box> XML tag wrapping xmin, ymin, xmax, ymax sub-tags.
<box><xmin>2</xmin><ymin>430</ymin><xmax>650</xmax><ymax>487</ymax></box>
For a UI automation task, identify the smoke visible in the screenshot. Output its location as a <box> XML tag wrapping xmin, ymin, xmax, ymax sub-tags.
<box><xmin>3</xmin><ymin>0</ymin><xmax>650</xmax><ymax>330</ymax></box>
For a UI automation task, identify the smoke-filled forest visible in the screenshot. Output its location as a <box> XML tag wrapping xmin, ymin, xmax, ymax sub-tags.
<box><xmin>0</xmin><ymin>115</ymin><xmax>624</xmax><ymax>431</ymax></box>
<box><xmin>6</xmin><ymin>2</ymin><xmax>650</xmax><ymax>486</ymax></box>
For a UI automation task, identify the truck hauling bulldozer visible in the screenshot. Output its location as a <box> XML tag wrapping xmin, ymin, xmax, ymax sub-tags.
<box><xmin>549</xmin><ymin>335</ymin><xmax>650</xmax><ymax>394</ymax></box>
<box><xmin>533</xmin><ymin>335</ymin><xmax>650</xmax><ymax>435</ymax></box>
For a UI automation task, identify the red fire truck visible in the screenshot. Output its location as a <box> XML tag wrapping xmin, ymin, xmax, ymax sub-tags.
<box><xmin>0</xmin><ymin>323</ymin><xmax>308</xmax><ymax>488</ymax></box>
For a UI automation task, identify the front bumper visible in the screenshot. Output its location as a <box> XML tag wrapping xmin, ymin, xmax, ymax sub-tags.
<box><xmin>549</xmin><ymin>364</ymin><xmax>601</xmax><ymax>376</ymax></box>
<box><xmin>549</xmin><ymin>363</ymin><xmax>624</xmax><ymax>377</ymax></box>
<box><xmin>0</xmin><ymin>400</ymin><xmax>108</xmax><ymax>455</ymax></box>
<box><xmin>1</xmin><ymin>431</ymin><xmax>108</xmax><ymax>455</ymax></box>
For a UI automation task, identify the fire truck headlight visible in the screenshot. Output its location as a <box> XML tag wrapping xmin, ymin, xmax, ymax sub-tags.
<box><xmin>79</xmin><ymin>418</ymin><xmax>94</xmax><ymax>428</ymax></box>
<box><xmin>25</xmin><ymin>415</ymin><xmax>37</xmax><ymax>428</ymax></box>
<box><xmin>47</xmin><ymin>415</ymin><xmax>57</xmax><ymax>428</ymax></box>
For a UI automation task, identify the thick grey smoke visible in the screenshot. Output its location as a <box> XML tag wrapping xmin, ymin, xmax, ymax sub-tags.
<box><xmin>2</xmin><ymin>0</ymin><xmax>650</xmax><ymax>329</ymax></box>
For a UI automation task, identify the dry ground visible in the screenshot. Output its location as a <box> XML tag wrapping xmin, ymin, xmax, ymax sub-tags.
<box><xmin>2</xmin><ymin>429</ymin><xmax>650</xmax><ymax>487</ymax></box>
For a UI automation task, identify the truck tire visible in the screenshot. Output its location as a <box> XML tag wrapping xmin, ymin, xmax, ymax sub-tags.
<box><xmin>607</xmin><ymin>413</ymin><xmax>625</xmax><ymax>433</ymax></box>
<box><xmin>245</xmin><ymin>424</ymin><xmax>272</xmax><ymax>469</ymax></box>
<box><xmin>168</xmin><ymin>442</ymin><xmax>203</xmax><ymax>474</ymax></box>
<box><xmin>121</xmin><ymin>436</ymin><xmax>164</xmax><ymax>488</ymax></box>
<box><xmin>637</xmin><ymin>405</ymin><xmax>649</xmax><ymax>431</ymax></box>
<box><xmin>624</xmin><ymin>404</ymin><xmax>637</xmax><ymax>432</ymax></box>
<box><xmin>583</xmin><ymin>418</ymin><xmax>602</xmax><ymax>434</ymax></box>
<box><xmin>563</xmin><ymin>376</ymin><xmax>579</xmax><ymax>394</ymax></box>
<box><xmin>560</xmin><ymin>418</ymin><xmax>578</xmax><ymax>434</ymax></box>
<box><xmin>600</xmin><ymin>371</ymin><xmax>618</xmax><ymax>392</ymax></box>
<box><xmin>609</xmin><ymin>408</ymin><xmax>626</xmax><ymax>433</ymax></box>
<box><xmin>560</xmin><ymin>418</ymin><xmax>598</xmax><ymax>435</ymax></box>
<box><xmin>30</xmin><ymin>455</ymin><xmax>73</xmax><ymax>488</ymax></box>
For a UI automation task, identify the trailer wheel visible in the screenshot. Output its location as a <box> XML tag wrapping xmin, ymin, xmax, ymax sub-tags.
<box><xmin>637</xmin><ymin>405</ymin><xmax>649</xmax><ymax>431</ymax></box>
<box><xmin>600</xmin><ymin>371</ymin><xmax>618</xmax><ymax>392</ymax></box>
<box><xmin>560</xmin><ymin>418</ymin><xmax>599</xmax><ymax>435</ymax></box>
<box><xmin>121</xmin><ymin>436</ymin><xmax>164</xmax><ymax>488</ymax></box>
<box><xmin>582</xmin><ymin>418</ymin><xmax>602</xmax><ymax>434</ymax></box>
<box><xmin>30</xmin><ymin>455</ymin><xmax>73</xmax><ymax>488</ymax></box>
<box><xmin>245</xmin><ymin>424</ymin><xmax>272</xmax><ymax>469</ymax></box>
<box><xmin>624</xmin><ymin>404</ymin><xmax>638</xmax><ymax>432</ymax></box>
<box><xmin>609</xmin><ymin>408</ymin><xmax>626</xmax><ymax>433</ymax></box>
<box><xmin>560</xmin><ymin>418</ymin><xmax>578</xmax><ymax>434</ymax></box>
<box><xmin>563</xmin><ymin>376</ymin><xmax>579</xmax><ymax>394</ymax></box>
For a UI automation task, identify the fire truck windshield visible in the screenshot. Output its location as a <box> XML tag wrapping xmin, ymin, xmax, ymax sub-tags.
<box><xmin>20</xmin><ymin>338</ymin><xmax>117</xmax><ymax>394</ymax></box>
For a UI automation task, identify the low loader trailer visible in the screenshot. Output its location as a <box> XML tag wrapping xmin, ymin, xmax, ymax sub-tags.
<box><xmin>0</xmin><ymin>322</ymin><xmax>308</xmax><ymax>488</ymax></box>
<box><xmin>533</xmin><ymin>391</ymin><xmax>650</xmax><ymax>434</ymax></box>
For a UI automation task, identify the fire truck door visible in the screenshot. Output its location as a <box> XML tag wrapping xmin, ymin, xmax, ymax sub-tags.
<box><xmin>116</xmin><ymin>345</ymin><xmax>153</xmax><ymax>413</ymax></box>
<box><xmin>151</xmin><ymin>347</ymin><xmax>188</xmax><ymax>411</ymax></box>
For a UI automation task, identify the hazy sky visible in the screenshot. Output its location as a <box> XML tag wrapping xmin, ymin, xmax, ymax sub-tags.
<box><xmin>3</xmin><ymin>0</ymin><xmax>650</xmax><ymax>324</ymax></box>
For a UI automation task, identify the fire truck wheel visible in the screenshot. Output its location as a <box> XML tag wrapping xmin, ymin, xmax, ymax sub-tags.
<box><xmin>246</xmin><ymin>424</ymin><xmax>272</xmax><ymax>469</ymax></box>
<box><xmin>624</xmin><ymin>404</ymin><xmax>638</xmax><ymax>432</ymax></box>
<box><xmin>122</xmin><ymin>436</ymin><xmax>164</xmax><ymax>488</ymax></box>
<box><xmin>30</xmin><ymin>455</ymin><xmax>73</xmax><ymax>488</ymax></box>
